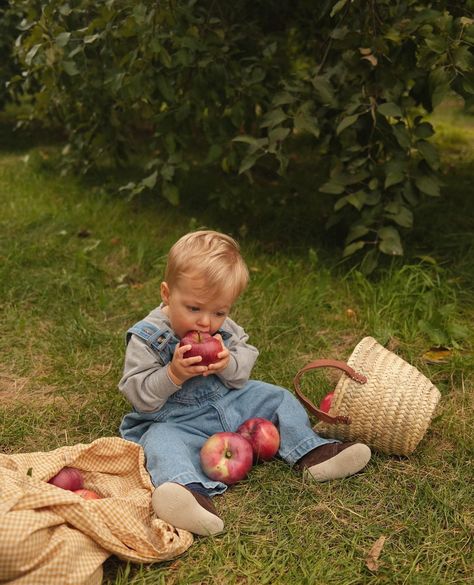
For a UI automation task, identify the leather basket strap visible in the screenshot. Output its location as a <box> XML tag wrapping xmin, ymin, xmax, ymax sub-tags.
<box><xmin>293</xmin><ymin>359</ymin><xmax>367</xmax><ymax>425</ymax></box>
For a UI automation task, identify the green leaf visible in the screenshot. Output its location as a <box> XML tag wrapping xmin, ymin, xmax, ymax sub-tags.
<box><xmin>25</xmin><ymin>43</ymin><xmax>41</xmax><ymax>66</ymax></box>
<box><xmin>330</xmin><ymin>26</ymin><xmax>349</xmax><ymax>40</ymax></box>
<box><xmin>238</xmin><ymin>152</ymin><xmax>261</xmax><ymax>174</ymax></box>
<box><xmin>293</xmin><ymin>112</ymin><xmax>320</xmax><ymax>138</ymax></box>
<box><xmin>425</xmin><ymin>36</ymin><xmax>446</xmax><ymax>54</ymax></box>
<box><xmin>330</xmin><ymin>0</ymin><xmax>348</xmax><ymax>17</ymax></box>
<box><xmin>62</xmin><ymin>60</ymin><xmax>79</xmax><ymax>76</ymax></box>
<box><xmin>142</xmin><ymin>170</ymin><xmax>158</xmax><ymax>189</ymax></box>
<box><xmin>346</xmin><ymin>191</ymin><xmax>366</xmax><ymax>210</ymax></box>
<box><xmin>378</xmin><ymin>226</ymin><xmax>403</xmax><ymax>255</ymax></box>
<box><xmin>160</xmin><ymin>164</ymin><xmax>174</xmax><ymax>182</ymax></box>
<box><xmin>403</xmin><ymin>182</ymin><xmax>418</xmax><ymax>205</ymax></box>
<box><xmin>205</xmin><ymin>144</ymin><xmax>223</xmax><ymax>164</ymax></box>
<box><xmin>417</xmin><ymin>140</ymin><xmax>440</xmax><ymax>169</ymax></box>
<box><xmin>385</xmin><ymin>168</ymin><xmax>404</xmax><ymax>189</ymax></box>
<box><xmin>415</xmin><ymin>174</ymin><xmax>440</xmax><ymax>196</ymax></box>
<box><xmin>392</xmin><ymin>124</ymin><xmax>411</xmax><ymax>149</ymax></box>
<box><xmin>414</xmin><ymin>122</ymin><xmax>434</xmax><ymax>139</ymax></box>
<box><xmin>429</xmin><ymin>69</ymin><xmax>450</xmax><ymax>109</ymax></box>
<box><xmin>84</xmin><ymin>33</ymin><xmax>100</xmax><ymax>44</ymax></box>
<box><xmin>334</xmin><ymin>196</ymin><xmax>348</xmax><ymax>211</ymax></box>
<box><xmin>336</xmin><ymin>114</ymin><xmax>359</xmax><ymax>135</ymax></box>
<box><xmin>156</xmin><ymin>76</ymin><xmax>174</xmax><ymax>101</ymax></box>
<box><xmin>343</xmin><ymin>240</ymin><xmax>366</xmax><ymax>257</ymax></box>
<box><xmin>162</xmin><ymin>182</ymin><xmax>179</xmax><ymax>205</ymax></box>
<box><xmin>55</xmin><ymin>32</ymin><xmax>71</xmax><ymax>48</ymax></box>
<box><xmin>319</xmin><ymin>181</ymin><xmax>345</xmax><ymax>194</ymax></box>
<box><xmin>260</xmin><ymin>108</ymin><xmax>288</xmax><ymax>129</ymax></box>
<box><xmin>232</xmin><ymin>135</ymin><xmax>263</xmax><ymax>146</ymax></box>
<box><xmin>452</xmin><ymin>46</ymin><xmax>473</xmax><ymax>72</ymax></box>
<box><xmin>364</xmin><ymin>191</ymin><xmax>381</xmax><ymax>205</ymax></box>
<box><xmin>360</xmin><ymin>249</ymin><xmax>379</xmax><ymax>275</ymax></box>
<box><xmin>378</xmin><ymin>102</ymin><xmax>403</xmax><ymax>117</ymax></box>
<box><xmin>346</xmin><ymin>224</ymin><xmax>370</xmax><ymax>244</ymax></box>
<box><xmin>268</xmin><ymin>127</ymin><xmax>290</xmax><ymax>143</ymax></box>
<box><xmin>385</xmin><ymin>205</ymin><xmax>413</xmax><ymax>228</ymax></box>
<box><xmin>272</xmin><ymin>92</ymin><xmax>296</xmax><ymax>106</ymax></box>
<box><xmin>312</xmin><ymin>76</ymin><xmax>336</xmax><ymax>106</ymax></box>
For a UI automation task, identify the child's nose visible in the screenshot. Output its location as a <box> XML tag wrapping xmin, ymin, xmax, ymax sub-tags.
<box><xmin>197</xmin><ymin>313</ymin><xmax>210</xmax><ymax>327</ymax></box>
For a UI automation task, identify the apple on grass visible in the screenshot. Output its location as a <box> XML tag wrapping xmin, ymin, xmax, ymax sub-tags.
<box><xmin>179</xmin><ymin>330</ymin><xmax>222</xmax><ymax>366</ymax></box>
<box><xmin>236</xmin><ymin>418</ymin><xmax>280</xmax><ymax>462</ymax></box>
<box><xmin>200</xmin><ymin>432</ymin><xmax>253</xmax><ymax>485</ymax></box>
<box><xmin>319</xmin><ymin>392</ymin><xmax>335</xmax><ymax>413</ymax></box>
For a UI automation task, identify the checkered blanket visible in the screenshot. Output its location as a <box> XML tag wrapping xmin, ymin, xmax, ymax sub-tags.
<box><xmin>0</xmin><ymin>437</ymin><xmax>193</xmax><ymax>584</ymax></box>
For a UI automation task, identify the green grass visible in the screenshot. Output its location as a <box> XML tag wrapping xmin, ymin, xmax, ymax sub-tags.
<box><xmin>0</xmin><ymin>104</ymin><xmax>473</xmax><ymax>584</ymax></box>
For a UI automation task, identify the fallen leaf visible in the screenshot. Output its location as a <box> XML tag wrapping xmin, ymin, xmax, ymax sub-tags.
<box><xmin>422</xmin><ymin>347</ymin><xmax>452</xmax><ymax>364</ymax></box>
<box><xmin>365</xmin><ymin>535</ymin><xmax>386</xmax><ymax>572</ymax></box>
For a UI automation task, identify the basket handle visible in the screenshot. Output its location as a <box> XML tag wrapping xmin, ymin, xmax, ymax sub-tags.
<box><xmin>293</xmin><ymin>359</ymin><xmax>367</xmax><ymax>425</ymax></box>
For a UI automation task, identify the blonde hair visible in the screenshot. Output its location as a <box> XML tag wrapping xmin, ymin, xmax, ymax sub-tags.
<box><xmin>165</xmin><ymin>230</ymin><xmax>249</xmax><ymax>300</ymax></box>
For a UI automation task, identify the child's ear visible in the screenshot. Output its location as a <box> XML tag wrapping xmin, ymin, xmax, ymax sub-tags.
<box><xmin>160</xmin><ymin>282</ymin><xmax>170</xmax><ymax>304</ymax></box>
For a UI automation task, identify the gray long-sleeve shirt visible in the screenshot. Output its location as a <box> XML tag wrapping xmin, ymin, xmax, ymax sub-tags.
<box><xmin>118</xmin><ymin>305</ymin><xmax>259</xmax><ymax>413</ymax></box>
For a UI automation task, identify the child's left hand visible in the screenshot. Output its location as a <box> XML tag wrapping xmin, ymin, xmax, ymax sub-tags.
<box><xmin>203</xmin><ymin>334</ymin><xmax>230</xmax><ymax>376</ymax></box>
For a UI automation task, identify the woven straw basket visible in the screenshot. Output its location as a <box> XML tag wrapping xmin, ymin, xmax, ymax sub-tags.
<box><xmin>293</xmin><ymin>337</ymin><xmax>441</xmax><ymax>456</ymax></box>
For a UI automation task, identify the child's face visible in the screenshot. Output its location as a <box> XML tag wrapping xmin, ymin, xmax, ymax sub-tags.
<box><xmin>160</xmin><ymin>278</ymin><xmax>234</xmax><ymax>339</ymax></box>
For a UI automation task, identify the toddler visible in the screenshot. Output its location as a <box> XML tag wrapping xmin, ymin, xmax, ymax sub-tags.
<box><xmin>119</xmin><ymin>230</ymin><xmax>371</xmax><ymax>535</ymax></box>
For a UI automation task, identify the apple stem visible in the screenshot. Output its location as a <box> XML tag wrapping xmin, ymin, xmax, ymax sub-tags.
<box><xmin>197</xmin><ymin>331</ymin><xmax>202</xmax><ymax>343</ymax></box>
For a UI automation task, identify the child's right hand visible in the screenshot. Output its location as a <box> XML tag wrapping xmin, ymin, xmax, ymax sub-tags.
<box><xmin>167</xmin><ymin>343</ymin><xmax>208</xmax><ymax>386</ymax></box>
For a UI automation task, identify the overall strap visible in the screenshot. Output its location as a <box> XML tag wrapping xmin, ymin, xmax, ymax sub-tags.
<box><xmin>126</xmin><ymin>320</ymin><xmax>178</xmax><ymax>353</ymax></box>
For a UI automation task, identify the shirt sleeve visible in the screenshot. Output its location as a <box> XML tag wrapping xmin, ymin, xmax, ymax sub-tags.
<box><xmin>216</xmin><ymin>320</ymin><xmax>259</xmax><ymax>389</ymax></box>
<box><xmin>118</xmin><ymin>335</ymin><xmax>181</xmax><ymax>413</ymax></box>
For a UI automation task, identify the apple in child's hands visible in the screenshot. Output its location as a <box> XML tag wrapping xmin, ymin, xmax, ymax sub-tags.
<box><xmin>179</xmin><ymin>330</ymin><xmax>222</xmax><ymax>366</ymax></box>
<box><xmin>74</xmin><ymin>488</ymin><xmax>102</xmax><ymax>500</ymax></box>
<box><xmin>200</xmin><ymin>432</ymin><xmax>253</xmax><ymax>485</ymax></box>
<box><xmin>48</xmin><ymin>467</ymin><xmax>84</xmax><ymax>491</ymax></box>
<box><xmin>236</xmin><ymin>418</ymin><xmax>280</xmax><ymax>462</ymax></box>
<box><xmin>319</xmin><ymin>391</ymin><xmax>335</xmax><ymax>413</ymax></box>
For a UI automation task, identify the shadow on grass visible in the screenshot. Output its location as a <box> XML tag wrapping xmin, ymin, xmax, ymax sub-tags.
<box><xmin>0</xmin><ymin>110</ymin><xmax>65</xmax><ymax>154</ymax></box>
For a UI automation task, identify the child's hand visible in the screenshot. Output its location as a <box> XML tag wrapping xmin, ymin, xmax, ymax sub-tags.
<box><xmin>203</xmin><ymin>334</ymin><xmax>230</xmax><ymax>376</ymax></box>
<box><xmin>168</xmin><ymin>343</ymin><xmax>208</xmax><ymax>386</ymax></box>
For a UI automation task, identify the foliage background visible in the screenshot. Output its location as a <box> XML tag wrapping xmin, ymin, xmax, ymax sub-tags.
<box><xmin>4</xmin><ymin>0</ymin><xmax>474</xmax><ymax>269</ymax></box>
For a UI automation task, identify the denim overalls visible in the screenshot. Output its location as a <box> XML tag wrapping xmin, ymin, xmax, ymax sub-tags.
<box><xmin>119</xmin><ymin>321</ymin><xmax>337</xmax><ymax>496</ymax></box>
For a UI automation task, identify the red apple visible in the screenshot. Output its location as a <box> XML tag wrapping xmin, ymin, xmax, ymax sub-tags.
<box><xmin>48</xmin><ymin>467</ymin><xmax>84</xmax><ymax>491</ymax></box>
<box><xmin>179</xmin><ymin>330</ymin><xmax>222</xmax><ymax>366</ymax></box>
<box><xmin>200</xmin><ymin>432</ymin><xmax>253</xmax><ymax>485</ymax></box>
<box><xmin>74</xmin><ymin>488</ymin><xmax>102</xmax><ymax>500</ymax></box>
<box><xmin>319</xmin><ymin>391</ymin><xmax>335</xmax><ymax>413</ymax></box>
<box><xmin>236</xmin><ymin>418</ymin><xmax>280</xmax><ymax>462</ymax></box>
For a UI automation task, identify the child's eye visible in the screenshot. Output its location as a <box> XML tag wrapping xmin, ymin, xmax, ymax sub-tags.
<box><xmin>187</xmin><ymin>305</ymin><xmax>200</xmax><ymax>312</ymax></box>
<box><xmin>216</xmin><ymin>311</ymin><xmax>226</xmax><ymax>318</ymax></box>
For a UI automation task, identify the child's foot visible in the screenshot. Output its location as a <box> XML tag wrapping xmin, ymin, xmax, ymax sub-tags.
<box><xmin>295</xmin><ymin>442</ymin><xmax>371</xmax><ymax>481</ymax></box>
<box><xmin>152</xmin><ymin>482</ymin><xmax>224</xmax><ymax>536</ymax></box>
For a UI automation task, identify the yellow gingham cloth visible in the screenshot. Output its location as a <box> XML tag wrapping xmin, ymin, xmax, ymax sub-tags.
<box><xmin>0</xmin><ymin>437</ymin><xmax>193</xmax><ymax>584</ymax></box>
